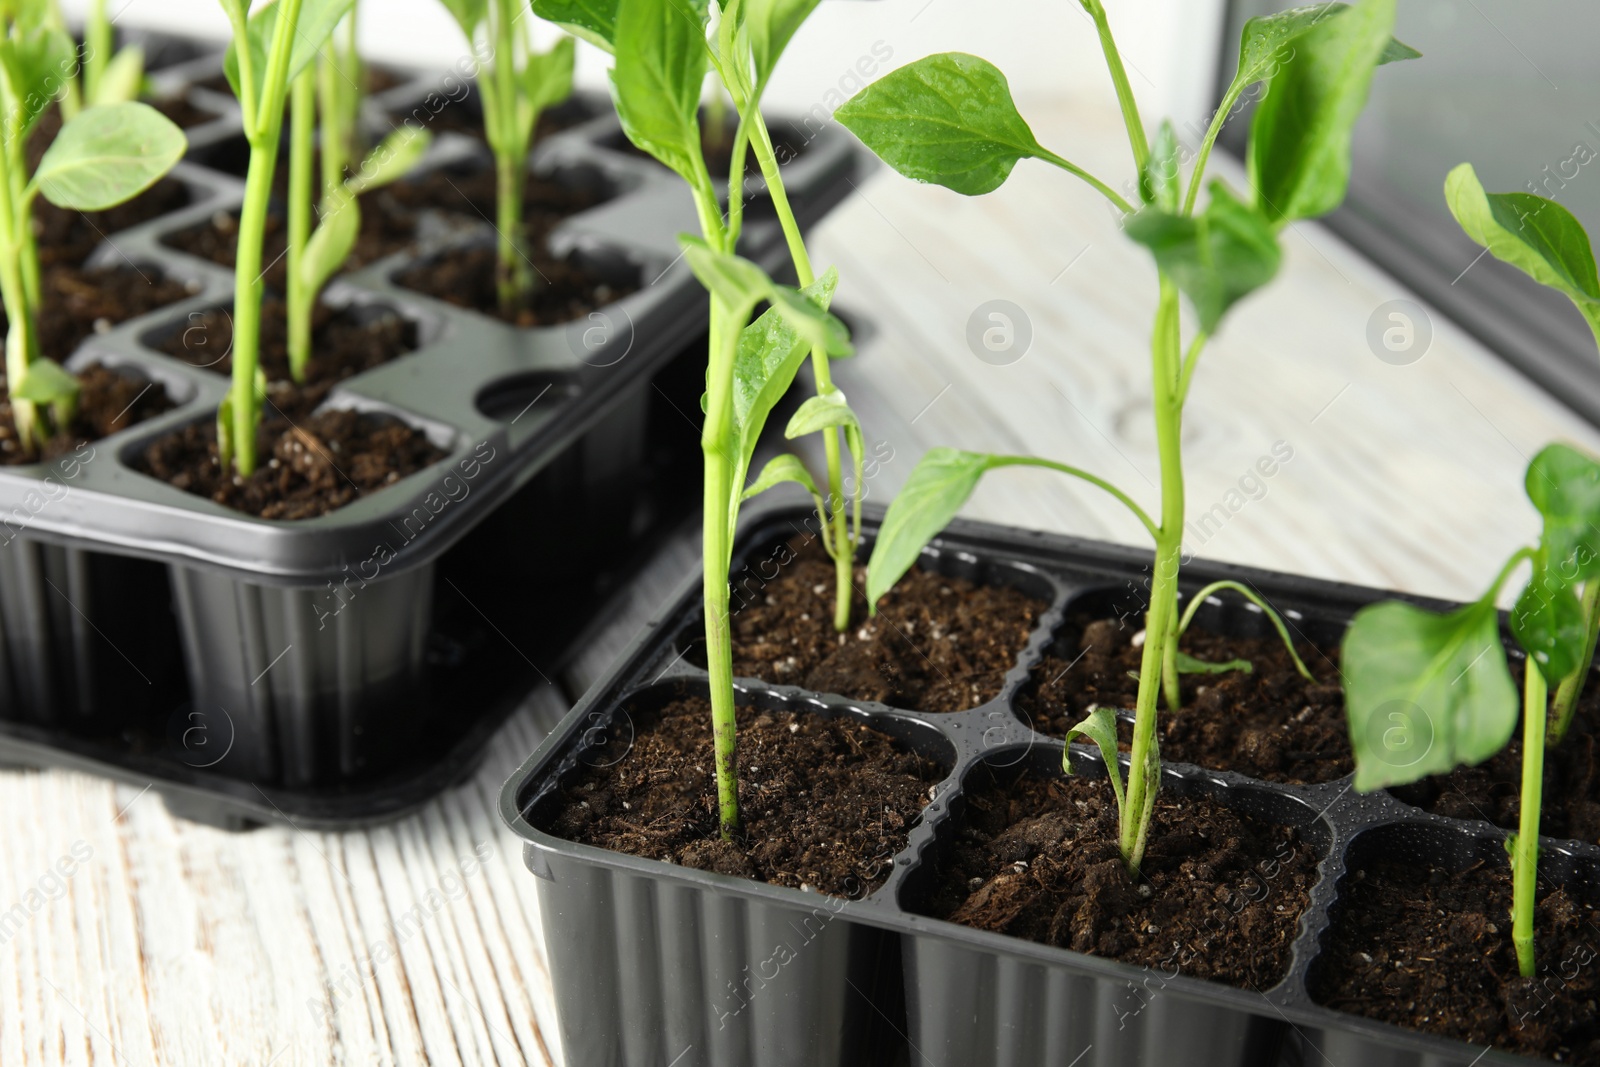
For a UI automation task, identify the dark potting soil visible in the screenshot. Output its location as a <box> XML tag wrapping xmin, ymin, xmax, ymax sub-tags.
<box><xmin>392</xmin><ymin>240</ymin><xmax>634</xmax><ymax>328</ymax></box>
<box><xmin>137</xmin><ymin>407</ymin><xmax>444</xmax><ymax>520</ymax></box>
<box><xmin>34</xmin><ymin>179</ymin><xmax>192</xmax><ymax>269</ymax></box>
<box><xmin>1389</xmin><ymin>669</ymin><xmax>1600</xmax><ymax>845</ymax></box>
<box><xmin>0</xmin><ymin>363</ymin><xmax>174</xmax><ymax>465</ymax></box>
<box><xmin>194</xmin><ymin>64</ymin><xmax>407</xmax><ymax>99</ymax></box>
<box><xmin>541</xmin><ymin>695</ymin><xmax>943</xmax><ymax>898</ymax></box>
<box><xmin>1018</xmin><ymin>614</ymin><xmax>1349</xmax><ymax>785</ymax></box>
<box><xmin>150</xmin><ymin>297</ymin><xmax>416</xmax><ymax>421</ymax></box>
<box><xmin>695</xmin><ymin>538</ymin><xmax>1044</xmax><ymax>713</ymax></box>
<box><xmin>392</xmin><ymin>94</ymin><xmax>593</xmax><ymax>142</ymax></box>
<box><xmin>1310</xmin><ymin>855</ymin><xmax>1600</xmax><ymax>1062</ymax></box>
<box><xmin>149</xmin><ymin>93</ymin><xmax>219</xmax><ymax>129</ymax></box>
<box><xmin>921</xmin><ymin>766</ymin><xmax>1319</xmax><ymax>991</ymax></box>
<box><xmin>1</xmin><ymin>265</ymin><xmax>193</xmax><ymax>363</ymax></box>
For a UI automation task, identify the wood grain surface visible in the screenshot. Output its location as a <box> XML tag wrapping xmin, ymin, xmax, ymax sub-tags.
<box><xmin>5</xmin><ymin>94</ymin><xmax>1596</xmax><ymax>1065</ymax></box>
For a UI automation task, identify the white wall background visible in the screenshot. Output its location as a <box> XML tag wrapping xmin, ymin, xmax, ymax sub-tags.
<box><xmin>81</xmin><ymin>0</ymin><xmax>1227</xmax><ymax>134</ymax></box>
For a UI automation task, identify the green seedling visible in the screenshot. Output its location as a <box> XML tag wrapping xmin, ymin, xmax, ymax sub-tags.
<box><xmin>1344</xmin><ymin>443</ymin><xmax>1600</xmax><ymax>978</ymax></box>
<box><xmin>49</xmin><ymin>0</ymin><xmax>144</xmax><ymax>117</ymax></box>
<box><xmin>1444</xmin><ymin>162</ymin><xmax>1600</xmax><ymax>747</ymax></box>
<box><xmin>439</xmin><ymin>0</ymin><xmax>575</xmax><ymax>318</ymax></box>
<box><xmin>595</xmin><ymin>0</ymin><xmax>857</xmax><ymax>837</ymax></box>
<box><xmin>0</xmin><ymin>6</ymin><xmax>184</xmax><ymax>454</ymax></box>
<box><xmin>1346</xmin><ymin>169</ymin><xmax>1600</xmax><ymax>979</ymax></box>
<box><xmin>284</xmin><ymin>40</ymin><xmax>430</xmax><ymax>381</ymax></box>
<box><xmin>836</xmin><ymin>0</ymin><xmax>1414</xmax><ymax>873</ymax></box>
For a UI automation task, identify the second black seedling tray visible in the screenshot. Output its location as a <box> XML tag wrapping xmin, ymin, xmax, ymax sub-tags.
<box><xmin>501</xmin><ymin>503</ymin><xmax>1600</xmax><ymax>1067</ymax></box>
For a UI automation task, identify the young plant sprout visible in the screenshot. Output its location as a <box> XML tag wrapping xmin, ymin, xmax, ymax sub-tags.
<box><xmin>51</xmin><ymin>0</ymin><xmax>145</xmax><ymax>118</ymax></box>
<box><xmin>438</xmin><ymin>0</ymin><xmax>575</xmax><ymax>318</ymax></box>
<box><xmin>0</xmin><ymin>9</ymin><xmax>185</xmax><ymax>454</ymax></box>
<box><xmin>284</xmin><ymin>41</ymin><xmax>430</xmax><ymax>379</ymax></box>
<box><xmin>214</xmin><ymin>0</ymin><xmax>361</xmax><ymax>475</ymax></box>
<box><xmin>1344</xmin><ymin>168</ymin><xmax>1600</xmax><ymax>979</ymax></box>
<box><xmin>585</xmin><ymin>0</ymin><xmax>854</xmax><ymax>837</ymax></box>
<box><xmin>836</xmin><ymin>0</ymin><xmax>1414</xmax><ymax>873</ymax></box>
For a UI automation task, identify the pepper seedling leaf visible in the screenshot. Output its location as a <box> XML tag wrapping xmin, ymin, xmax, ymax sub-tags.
<box><xmin>299</xmin><ymin>186</ymin><xmax>361</xmax><ymax>302</ymax></box>
<box><xmin>519</xmin><ymin>35</ymin><xmax>576</xmax><ymax>133</ymax></box>
<box><xmin>33</xmin><ymin>102</ymin><xmax>187</xmax><ymax>211</ymax></box>
<box><xmin>1445</xmin><ymin>164</ymin><xmax>1600</xmax><ymax>346</ymax></box>
<box><xmin>1525</xmin><ymin>443</ymin><xmax>1600</xmax><ymax>581</ymax></box>
<box><xmin>532</xmin><ymin>0</ymin><xmax>618</xmax><ymax>52</ymax></box>
<box><xmin>1342</xmin><ymin>597</ymin><xmax>1518</xmax><ymax>792</ymax></box>
<box><xmin>835</xmin><ymin>52</ymin><xmax>1045</xmax><ymax>196</ymax></box>
<box><xmin>1123</xmin><ymin>181</ymin><xmax>1281</xmax><ymax>333</ymax></box>
<box><xmin>225</xmin><ymin>0</ymin><xmax>359</xmax><ymax>119</ymax></box>
<box><xmin>742</xmin><ymin>452</ymin><xmax>822</xmax><ymax>504</ymax></box>
<box><xmin>785</xmin><ymin>387</ymin><xmax>860</xmax><ymax>439</ymax></box>
<box><xmin>866</xmin><ymin>448</ymin><xmax>997</xmax><ymax>612</ymax></box>
<box><xmin>9</xmin><ymin>358</ymin><xmax>78</xmax><ymax>405</ymax></box>
<box><xmin>89</xmin><ymin>45</ymin><xmax>145</xmax><ymax>107</ymax></box>
<box><xmin>1511</xmin><ymin>565</ymin><xmax>1588</xmax><ymax>683</ymax></box>
<box><xmin>1231</xmin><ymin>2</ymin><xmax>1417</xmax><ymax>100</ymax></box>
<box><xmin>767</xmin><ymin>286</ymin><xmax>853</xmax><ymax>359</ymax></box>
<box><xmin>1063</xmin><ymin>705</ymin><xmax>1127</xmax><ymax>821</ymax></box>
<box><xmin>611</xmin><ymin>0</ymin><xmax>710</xmax><ymax>185</ymax></box>
<box><xmin>744</xmin><ymin>0</ymin><xmax>822</xmax><ymax>92</ymax></box>
<box><xmin>0</xmin><ymin>25</ymin><xmax>76</xmax><ymax>136</ymax></box>
<box><xmin>346</xmin><ymin>125</ymin><xmax>432</xmax><ymax>195</ymax></box>
<box><xmin>1140</xmin><ymin>120</ymin><xmax>1180</xmax><ymax>211</ymax></box>
<box><xmin>679</xmin><ymin>237</ymin><xmax>772</xmax><ymax>313</ymax></box>
<box><xmin>1247</xmin><ymin>0</ymin><xmax>1397</xmax><ymax>226</ymax></box>
<box><xmin>438</xmin><ymin>0</ymin><xmax>489</xmax><ymax>36</ymax></box>
<box><xmin>1174</xmin><ymin>651</ymin><xmax>1254</xmax><ymax>675</ymax></box>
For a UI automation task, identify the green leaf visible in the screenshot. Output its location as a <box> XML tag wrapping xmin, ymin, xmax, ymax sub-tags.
<box><xmin>0</xmin><ymin>26</ymin><xmax>74</xmax><ymax>135</ymax></box>
<box><xmin>1124</xmin><ymin>181</ymin><xmax>1281</xmax><ymax>333</ymax></box>
<box><xmin>89</xmin><ymin>45</ymin><xmax>144</xmax><ymax>106</ymax></box>
<box><xmin>610</xmin><ymin>0</ymin><xmax>709</xmax><ymax>184</ymax></box>
<box><xmin>438</xmin><ymin>0</ymin><xmax>489</xmax><ymax>36</ymax></box>
<box><xmin>1174</xmin><ymin>651</ymin><xmax>1253</xmax><ymax>675</ymax></box>
<box><xmin>225</xmin><ymin>0</ymin><xmax>357</xmax><ymax>115</ymax></box>
<box><xmin>1247</xmin><ymin>0</ymin><xmax>1396</xmax><ymax>226</ymax></box>
<box><xmin>730</xmin><ymin>267</ymin><xmax>837</xmax><ymax>480</ymax></box>
<box><xmin>1140</xmin><ymin>120</ymin><xmax>1179</xmax><ymax>211</ymax></box>
<box><xmin>1233</xmin><ymin>3</ymin><xmax>1417</xmax><ymax>97</ymax></box>
<box><xmin>33</xmin><ymin>102</ymin><xmax>186</xmax><ymax>211</ymax></box>
<box><xmin>300</xmin><ymin>186</ymin><xmax>360</xmax><ymax>297</ymax></box>
<box><xmin>742</xmin><ymin>452</ymin><xmax>820</xmax><ymax>503</ymax></box>
<box><xmin>9</xmin><ymin>358</ymin><xmax>78</xmax><ymax>404</ymax></box>
<box><xmin>785</xmin><ymin>387</ymin><xmax>859</xmax><ymax>439</ymax></box>
<box><xmin>1526</xmin><ymin>443</ymin><xmax>1600</xmax><ymax>581</ymax></box>
<box><xmin>679</xmin><ymin>237</ymin><xmax>771</xmax><ymax>312</ymax></box>
<box><xmin>1343</xmin><ymin>597</ymin><xmax>1518</xmax><ymax>791</ymax></box>
<box><xmin>745</xmin><ymin>0</ymin><xmax>821</xmax><ymax>91</ymax></box>
<box><xmin>531</xmin><ymin>0</ymin><xmax>618</xmax><ymax>52</ymax></box>
<box><xmin>1511</xmin><ymin>565</ymin><xmax>1588</xmax><ymax>682</ymax></box>
<box><xmin>866</xmin><ymin>448</ymin><xmax>996</xmax><ymax>611</ymax></box>
<box><xmin>1063</xmin><ymin>705</ymin><xmax>1126</xmax><ymax>820</ymax></box>
<box><xmin>1444</xmin><ymin>163</ymin><xmax>1600</xmax><ymax>345</ymax></box>
<box><xmin>521</xmin><ymin>35</ymin><xmax>576</xmax><ymax>121</ymax></box>
<box><xmin>346</xmin><ymin>125</ymin><xmax>431</xmax><ymax>195</ymax></box>
<box><xmin>834</xmin><ymin>52</ymin><xmax>1043</xmax><ymax>196</ymax></box>
<box><xmin>767</xmin><ymin>286</ymin><xmax>853</xmax><ymax>359</ymax></box>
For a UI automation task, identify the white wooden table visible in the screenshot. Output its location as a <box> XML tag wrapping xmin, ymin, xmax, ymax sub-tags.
<box><xmin>6</xmin><ymin>96</ymin><xmax>1596</xmax><ymax>1066</ymax></box>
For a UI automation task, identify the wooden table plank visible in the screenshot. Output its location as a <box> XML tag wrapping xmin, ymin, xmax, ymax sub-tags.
<box><xmin>6</xmin><ymin>93</ymin><xmax>1598</xmax><ymax>1066</ymax></box>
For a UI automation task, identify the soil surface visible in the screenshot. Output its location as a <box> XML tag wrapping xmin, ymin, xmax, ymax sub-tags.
<box><xmin>2</xmin><ymin>265</ymin><xmax>192</xmax><ymax>364</ymax></box>
<box><xmin>1311</xmin><ymin>855</ymin><xmax>1600</xmax><ymax>1062</ymax></box>
<box><xmin>0</xmin><ymin>363</ymin><xmax>174</xmax><ymax>465</ymax></box>
<box><xmin>150</xmin><ymin>93</ymin><xmax>219</xmax><ymax>129</ymax></box>
<box><xmin>1390</xmin><ymin>669</ymin><xmax>1600</xmax><ymax>845</ymax></box>
<box><xmin>541</xmin><ymin>695</ymin><xmax>943</xmax><ymax>897</ymax></box>
<box><xmin>151</xmin><ymin>297</ymin><xmax>416</xmax><ymax>421</ymax></box>
<box><xmin>393</xmin><ymin>240</ymin><xmax>634</xmax><ymax>328</ymax></box>
<box><xmin>1019</xmin><ymin>613</ymin><xmax>1349</xmax><ymax>785</ymax></box>
<box><xmin>137</xmin><ymin>407</ymin><xmax>444</xmax><ymax>520</ymax></box>
<box><xmin>697</xmin><ymin>538</ymin><xmax>1045</xmax><ymax>713</ymax></box>
<box><xmin>393</xmin><ymin>96</ymin><xmax>593</xmax><ymax>142</ymax></box>
<box><xmin>920</xmin><ymin>765</ymin><xmax>1318</xmax><ymax>990</ymax></box>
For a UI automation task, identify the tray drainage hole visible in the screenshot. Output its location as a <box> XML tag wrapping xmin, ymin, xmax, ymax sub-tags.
<box><xmin>477</xmin><ymin>373</ymin><xmax>580</xmax><ymax>423</ymax></box>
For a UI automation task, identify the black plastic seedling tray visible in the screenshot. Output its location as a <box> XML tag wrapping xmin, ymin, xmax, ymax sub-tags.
<box><xmin>500</xmin><ymin>502</ymin><xmax>1600</xmax><ymax>1067</ymax></box>
<box><xmin>0</xmin><ymin>47</ymin><xmax>865</xmax><ymax>828</ymax></box>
